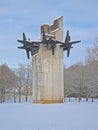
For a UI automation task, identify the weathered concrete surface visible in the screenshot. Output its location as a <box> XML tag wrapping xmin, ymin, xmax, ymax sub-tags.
<box><xmin>32</xmin><ymin>17</ymin><xmax>64</xmax><ymax>103</ymax></box>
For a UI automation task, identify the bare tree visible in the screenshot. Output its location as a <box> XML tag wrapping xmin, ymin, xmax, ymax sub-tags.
<box><xmin>24</xmin><ymin>64</ymin><xmax>32</xmax><ymax>102</ymax></box>
<box><xmin>16</xmin><ymin>64</ymin><xmax>26</xmax><ymax>102</ymax></box>
<box><xmin>0</xmin><ymin>64</ymin><xmax>17</xmax><ymax>103</ymax></box>
<box><xmin>65</xmin><ymin>62</ymin><xmax>83</xmax><ymax>98</ymax></box>
<box><xmin>85</xmin><ymin>40</ymin><xmax>98</xmax><ymax>99</ymax></box>
<box><xmin>64</xmin><ymin>39</ymin><xmax>98</xmax><ymax>101</ymax></box>
<box><xmin>16</xmin><ymin>63</ymin><xmax>32</xmax><ymax>102</ymax></box>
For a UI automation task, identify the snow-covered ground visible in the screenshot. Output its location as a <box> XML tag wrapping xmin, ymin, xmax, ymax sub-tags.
<box><xmin>0</xmin><ymin>98</ymin><xmax>98</xmax><ymax>130</ymax></box>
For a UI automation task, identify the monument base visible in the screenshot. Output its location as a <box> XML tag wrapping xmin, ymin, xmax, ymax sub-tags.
<box><xmin>32</xmin><ymin>17</ymin><xmax>64</xmax><ymax>104</ymax></box>
<box><xmin>33</xmin><ymin>99</ymin><xmax>64</xmax><ymax>104</ymax></box>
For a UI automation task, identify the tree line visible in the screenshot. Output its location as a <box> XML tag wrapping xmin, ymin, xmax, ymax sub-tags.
<box><xmin>0</xmin><ymin>64</ymin><xmax>32</xmax><ymax>103</ymax></box>
<box><xmin>0</xmin><ymin>40</ymin><xmax>98</xmax><ymax>103</ymax></box>
<box><xmin>64</xmin><ymin>40</ymin><xmax>98</xmax><ymax>101</ymax></box>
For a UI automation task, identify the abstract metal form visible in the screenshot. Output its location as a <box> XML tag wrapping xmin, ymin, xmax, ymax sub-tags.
<box><xmin>17</xmin><ymin>28</ymin><xmax>81</xmax><ymax>59</ymax></box>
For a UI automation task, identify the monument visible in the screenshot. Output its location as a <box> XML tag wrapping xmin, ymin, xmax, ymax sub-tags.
<box><xmin>17</xmin><ymin>16</ymin><xmax>81</xmax><ymax>103</ymax></box>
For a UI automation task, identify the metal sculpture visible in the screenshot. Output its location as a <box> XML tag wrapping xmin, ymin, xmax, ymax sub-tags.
<box><xmin>17</xmin><ymin>28</ymin><xmax>81</xmax><ymax>58</ymax></box>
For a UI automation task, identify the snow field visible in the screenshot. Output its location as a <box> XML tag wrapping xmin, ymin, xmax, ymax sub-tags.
<box><xmin>0</xmin><ymin>99</ymin><xmax>98</xmax><ymax>130</ymax></box>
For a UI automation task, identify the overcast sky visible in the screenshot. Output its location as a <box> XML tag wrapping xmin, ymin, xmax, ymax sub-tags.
<box><xmin>0</xmin><ymin>0</ymin><xmax>98</xmax><ymax>68</ymax></box>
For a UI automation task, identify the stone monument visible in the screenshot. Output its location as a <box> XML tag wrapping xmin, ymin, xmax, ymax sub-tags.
<box><xmin>32</xmin><ymin>16</ymin><xmax>64</xmax><ymax>103</ymax></box>
<box><xmin>17</xmin><ymin>16</ymin><xmax>81</xmax><ymax>104</ymax></box>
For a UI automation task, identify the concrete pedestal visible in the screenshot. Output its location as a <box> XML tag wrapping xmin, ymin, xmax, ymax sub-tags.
<box><xmin>32</xmin><ymin>17</ymin><xmax>64</xmax><ymax>103</ymax></box>
<box><xmin>32</xmin><ymin>44</ymin><xmax>64</xmax><ymax>103</ymax></box>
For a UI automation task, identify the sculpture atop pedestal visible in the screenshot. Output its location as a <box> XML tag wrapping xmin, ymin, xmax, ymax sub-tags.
<box><xmin>17</xmin><ymin>16</ymin><xmax>81</xmax><ymax>103</ymax></box>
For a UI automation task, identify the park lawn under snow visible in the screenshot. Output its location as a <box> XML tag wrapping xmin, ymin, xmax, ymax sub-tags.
<box><xmin>0</xmin><ymin>99</ymin><xmax>98</xmax><ymax>130</ymax></box>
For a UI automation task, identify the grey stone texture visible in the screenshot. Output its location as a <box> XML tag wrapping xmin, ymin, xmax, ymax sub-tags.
<box><xmin>32</xmin><ymin>16</ymin><xmax>64</xmax><ymax>103</ymax></box>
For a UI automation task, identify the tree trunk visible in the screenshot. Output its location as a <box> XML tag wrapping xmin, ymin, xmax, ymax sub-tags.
<box><xmin>14</xmin><ymin>90</ymin><xmax>16</xmax><ymax>103</ymax></box>
<box><xmin>86</xmin><ymin>96</ymin><xmax>88</xmax><ymax>102</ymax></box>
<box><xmin>18</xmin><ymin>87</ymin><xmax>21</xmax><ymax>103</ymax></box>
<box><xmin>25</xmin><ymin>85</ymin><xmax>28</xmax><ymax>102</ymax></box>
<box><xmin>92</xmin><ymin>97</ymin><xmax>94</xmax><ymax>102</ymax></box>
<box><xmin>0</xmin><ymin>91</ymin><xmax>2</xmax><ymax>103</ymax></box>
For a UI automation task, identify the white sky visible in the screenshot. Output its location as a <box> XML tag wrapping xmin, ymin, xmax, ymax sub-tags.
<box><xmin>0</xmin><ymin>0</ymin><xmax>98</xmax><ymax>68</ymax></box>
